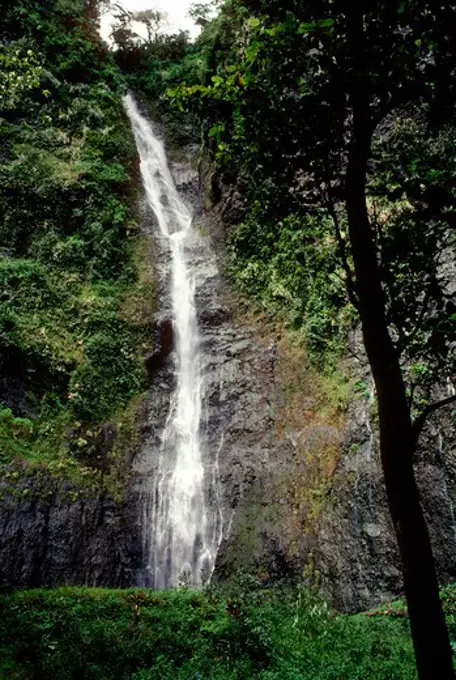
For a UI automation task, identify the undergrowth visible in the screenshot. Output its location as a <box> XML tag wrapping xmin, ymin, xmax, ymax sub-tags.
<box><xmin>0</xmin><ymin>577</ymin><xmax>430</xmax><ymax>679</ymax></box>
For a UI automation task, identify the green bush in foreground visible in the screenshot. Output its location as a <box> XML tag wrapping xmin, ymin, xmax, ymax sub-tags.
<box><xmin>0</xmin><ymin>580</ymin><xmax>434</xmax><ymax>679</ymax></box>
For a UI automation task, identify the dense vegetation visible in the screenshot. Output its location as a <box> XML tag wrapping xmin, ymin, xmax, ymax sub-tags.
<box><xmin>0</xmin><ymin>578</ymin><xmax>427</xmax><ymax>679</ymax></box>
<box><xmin>114</xmin><ymin>0</ymin><xmax>456</xmax><ymax>375</ymax></box>
<box><xmin>0</xmin><ymin>0</ymin><xmax>154</xmax><ymax>486</ymax></box>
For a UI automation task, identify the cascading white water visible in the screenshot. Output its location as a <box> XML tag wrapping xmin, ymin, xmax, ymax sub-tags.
<box><xmin>124</xmin><ymin>94</ymin><xmax>216</xmax><ymax>588</ymax></box>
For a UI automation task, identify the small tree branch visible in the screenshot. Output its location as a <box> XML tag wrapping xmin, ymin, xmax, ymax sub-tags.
<box><xmin>323</xmin><ymin>188</ymin><xmax>360</xmax><ymax>311</ymax></box>
<box><xmin>402</xmin><ymin>288</ymin><xmax>433</xmax><ymax>347</ymax></box>
<box><xmin>407</xmin><ymin>382</ymin><xmax>416</xmax><ymax>410</ymax></box>
<box><xmin>412</xmin><ymin>394</ymin><xmax>456</xmax><ymax>447</ymax></box>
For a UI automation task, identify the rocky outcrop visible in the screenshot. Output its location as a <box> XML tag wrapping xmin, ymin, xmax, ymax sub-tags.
<box><xmin>0</xmin><ymin>482</ymin><xmax>140</xmax><ymax>588</ymax></box>
<box><xmin>201</xmin><ymin>157</ymin><xmax>456</xmax><ymax>612</ymax></box>
<box><xmin>312</xmin><ymin>360</ymin><xmax>456</xmax><ymax>610</ymax></box>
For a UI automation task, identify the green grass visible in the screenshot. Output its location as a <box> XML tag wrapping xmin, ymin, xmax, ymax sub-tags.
<box><xmin>0</xmin><ymin>580</ymin><xmax>431</xmax><ymax>679</ymax></box>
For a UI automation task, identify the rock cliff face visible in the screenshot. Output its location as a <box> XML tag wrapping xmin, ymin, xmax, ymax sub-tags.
<box><xmin>314</xmin><ymin>381</ymin><xmax>456</xmax><ymax>611</ymax></box>
<box><xmin>0</xmin><ymin>484</ymin><xmax>139</xmax><ymax>588</ymax></box>
<box><xmin>202</xmin><ymin>167</ymin><xmax>456</xmax><ymax>611</ymax></box>
<box><xmin>210</xmin><ymin>316</ymin><xmax>456</xmax><ymax>611</ymax></box>
<box><xmin>0</xmin><ymin>133</ymin><xmax>455</xmax><ymax>611</ymax></box>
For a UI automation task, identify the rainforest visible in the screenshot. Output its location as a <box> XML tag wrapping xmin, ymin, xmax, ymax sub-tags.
<box><xmin>0</xmin><ymin>0</ymin><xmax>456</xmax><ymax>678</ymax></box>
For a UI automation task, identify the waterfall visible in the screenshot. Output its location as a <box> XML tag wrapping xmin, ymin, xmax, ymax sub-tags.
<box><xmin>124</xmin><ymin>94</ymin><xmax>218</xmax><ymax>588</ymax></box>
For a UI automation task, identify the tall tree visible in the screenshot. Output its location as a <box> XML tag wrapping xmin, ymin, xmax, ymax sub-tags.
<box><xmin>111</xmin><ymin>7</ymin><xmax>140</xmax><ymax>52</ymax></box>
<box><xmin>188</xmin><ymin>2</ymin><xmax>217</xmax><ymax>28</ymax></box>
<box><xmin>134</xmin><ymin>9</ymin><xmax>168</xmax><ymax>43</ymax></box>
<box><xmin>342</xmin><ymin>3</ymin><xmax>455</xmax><ymax>677</ymax></box>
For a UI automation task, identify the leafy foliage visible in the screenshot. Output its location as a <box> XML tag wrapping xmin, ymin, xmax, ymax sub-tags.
<box><xmin>0</xmin><ymin>581</ymin><xmax>421</xmax><ymax>679</ymax></box>
<box><xmin>0</xmin><ymin>0</ymin><xmax>153</xmax><ymax>475</ymax></box>
<box><xmin>227</xmin><ymin>208</ymin><xmax>354</xmax><ymax>359</ymax></box>
<box><xmin>369</xmin><ymin>116</ymin><xmax>456</xmax><ymax>410</ymax></box>
<box><xmin>165</xmin><ymin>0</ymin><xmax>456</xmax><ymax>389</ymax></box>
<box><xmin>110</xmin><ymin>3</ymin><xmax>232</xmax><ymax>146</ymax></box>
<box><xmin>0</xmin><ymin>44</ymin><xmax>46</xmax><ymax>112</ymax></box>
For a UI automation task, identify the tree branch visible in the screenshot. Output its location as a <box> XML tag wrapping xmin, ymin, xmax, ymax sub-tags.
<box><xmin>402</xmin><ymin>288</ymin><xmax>433</xmax><ymax>347</ymax></box>
<box><xmin>324</xmin><ymin>189</ymin><xmax>360</xmax><ymax>311</ymax></box>
<box><xmin>412</xmin><ymin>394</ymin><xmax>456</xmax><ymax>447</ymax></box>
<box><xmin>407</xmin><ymin>382</ymin><xmax>416</xmax><ymax>411</ymax></box>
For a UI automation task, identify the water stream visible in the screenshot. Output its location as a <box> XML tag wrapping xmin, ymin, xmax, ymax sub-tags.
<box><xmin>124</xmin><ymin>94</ymin><xmax>218</xmax><ymax>588</ymax></box>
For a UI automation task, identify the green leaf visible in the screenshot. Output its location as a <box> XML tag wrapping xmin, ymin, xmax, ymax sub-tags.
<box><xmin>211</xmin><ymin>75</ymin><xmax>224</xmax><ymax>88</ymax></box>
<box><xmin>319</xmin><ymin>18</ymin><xmax>335</xmax><ymax>28</ymax></box>
<box><xmin>298</xmin><ymin>22</ymin><xmax>316</xmax><ymax>34</ymax></box>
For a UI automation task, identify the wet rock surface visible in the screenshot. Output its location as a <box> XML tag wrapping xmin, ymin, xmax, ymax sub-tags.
<box><xmin>313</xmin><ymin>390</ymin><xmax>456</xmax><ymax>611</ymax></box>
<box><xmin>201</xmin><ymin>163</ymin><xmax>456</xmax><ymax>610</ymax></box>
<box><xmin>0</xmin><ymin>486</ymin><xmax>139</xmax><ymax>588</ymax></box>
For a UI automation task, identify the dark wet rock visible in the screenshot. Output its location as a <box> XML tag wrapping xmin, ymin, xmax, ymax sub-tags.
<box><xmin>0</xmin><ymin>345</ymin><xmax>70</xmax><ymax>418</ymax></box>
<box><xmin>0</xmin><ymin>346</ymin><xmax>28</xmax><ymax>414</ymax></box>
<box><xmin>220</xmin><ymin>186</ymin><xmax>247</xmax><ymax>225</ymax></box>
<box><xmin>145</xmin><ymin>318</ymin><xmax>174</xmax><ymax>377</ymax></box>
<box><xmin>94</xmin><ymin>423</ymin><xmax>118</xmax><ymax>457</ymax></box>
<box><xmin>0</xmin><ymin>484</ymin><xmax>141</xmax><ymax>588</ymax></box>
<box><xmin>198</xmin><ymin>305</ymin><xmax>230</xmax><ymax>327</ymax></box>
<box><xmin>310</xmin><ymin>386</ymin><xmax>456</xmax><ymax>611</ymax></box>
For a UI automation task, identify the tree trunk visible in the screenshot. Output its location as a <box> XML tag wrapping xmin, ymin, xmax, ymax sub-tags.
<box><xmin>344</xmin><ymin>5</ymin><xmax>454</xmax><ymax>678</ymax></box>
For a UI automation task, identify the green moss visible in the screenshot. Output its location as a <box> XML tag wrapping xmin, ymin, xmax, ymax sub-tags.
<box><xmin>274</xmin><ymin>333</ymin><xmax>349</xmax><ymax>531</ymax></box>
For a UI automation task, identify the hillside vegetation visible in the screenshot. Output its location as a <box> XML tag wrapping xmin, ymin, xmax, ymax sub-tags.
<box><xmin>117</xmin><ymin>0</ymin><xmax>456</xmax><ymax>379</ymax></box>
<box><xmin>0</xmin><ymin>0</ymin><xmax>153</xmax><ymax>489</ymax></box>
